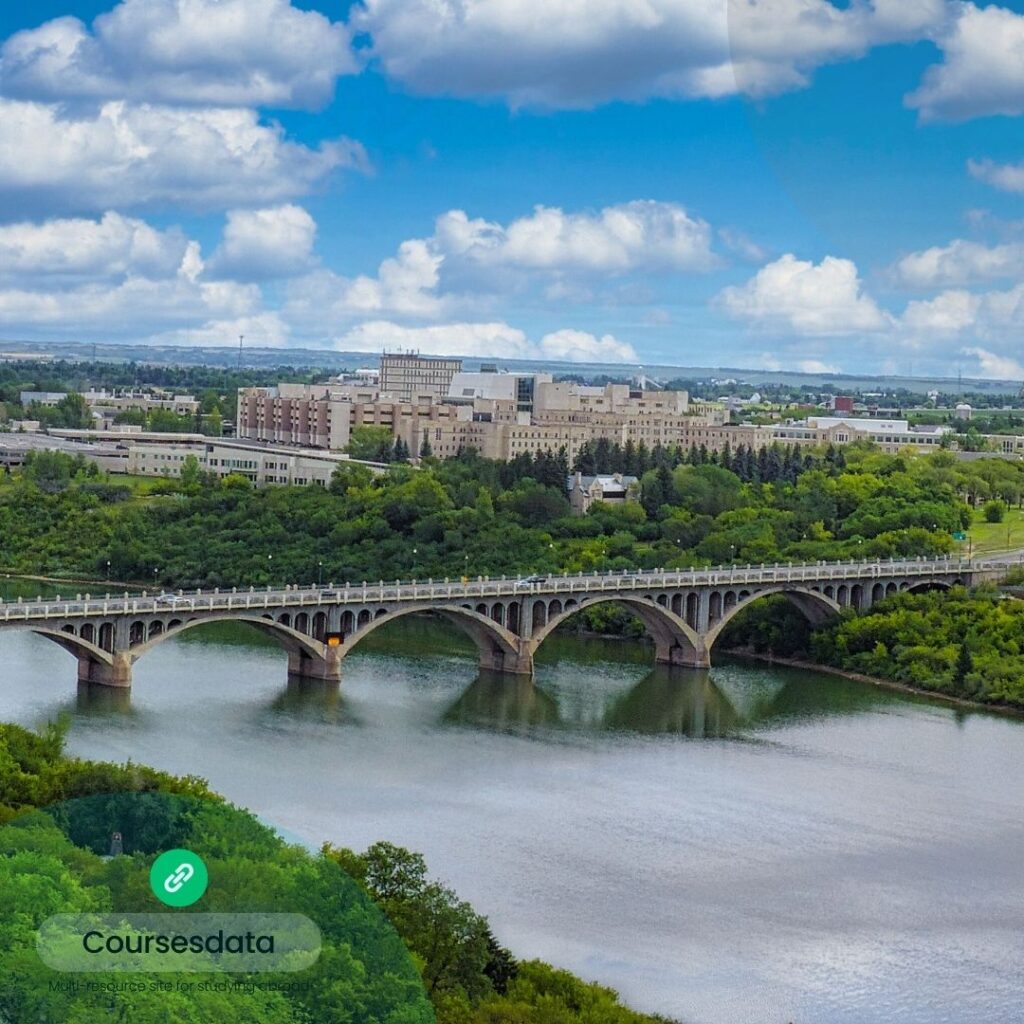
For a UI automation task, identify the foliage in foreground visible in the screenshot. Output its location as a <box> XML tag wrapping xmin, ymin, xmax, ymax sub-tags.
<box><xmin>0</xmin><ymin>721</ymin><xmax>672</xmax><ymax>1024</ymax></box>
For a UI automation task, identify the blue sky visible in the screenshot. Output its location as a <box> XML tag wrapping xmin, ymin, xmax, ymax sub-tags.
<box><xmin>0</xmin><ymin>1</ymin><xmax>1022</xmax><ymax>377</ymax></box>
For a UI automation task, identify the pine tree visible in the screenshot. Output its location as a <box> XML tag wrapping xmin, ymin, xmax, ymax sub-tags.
<box><xmin>419</xmin><ymin>435</ymin><xmax>433</xmax><ymax>458</ymax></box>
<box><xmin>955</xmin><ymin>643</ymin><xmax>973</xmax><ymax>685</ymax></box>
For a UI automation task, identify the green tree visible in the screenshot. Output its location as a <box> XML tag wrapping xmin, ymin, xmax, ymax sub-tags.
<box><xmin>347</xmin><ymin>426</ymin><xmax>395</xmax><ymax>461</ymax></box>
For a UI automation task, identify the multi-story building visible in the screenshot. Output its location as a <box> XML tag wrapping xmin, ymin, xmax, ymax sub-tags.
<box><xmin>379</xmin><ymin>353</ymin><xmax>462</xmax><ymax>402</ymax></box>
<box><xmin>236</xmin><ymin>382</ymin><xmax>449</xmax><ymax>451</ymax></box>
<box><xmin>20</xmin><ymin>388</ymin><xmax>200</xmax><ymax>420</ymax></box>
<box><xmin>770</xmin><ymin>417</ymin><xmax>950</xmax><ymax>454</ymax></box>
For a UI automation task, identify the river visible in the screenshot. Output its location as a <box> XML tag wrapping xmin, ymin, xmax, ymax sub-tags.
<box><xmin>1</xmin><ymin>577</ymin><xmax>1022</xmax><ymax>1023</ymax></box>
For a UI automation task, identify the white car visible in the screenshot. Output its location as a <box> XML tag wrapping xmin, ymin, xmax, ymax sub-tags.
<box><xmin>515</xmin><ymin>574</ymin><xmax>548</xmax><ymax>588</ymax></box>
<box><xmin>155</xmin><ymin>593</ymin><xmax>184</xmax><ymax>605</ymax></box>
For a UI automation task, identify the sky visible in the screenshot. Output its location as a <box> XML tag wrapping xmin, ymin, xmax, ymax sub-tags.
<box><xmin>0</xmin><ymin>0</ymin><xmax>1023</xmax><ymax>378</ymax></box>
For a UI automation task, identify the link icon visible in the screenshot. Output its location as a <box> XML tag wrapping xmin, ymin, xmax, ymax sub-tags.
<box><xmin>149</xmin><ymin>849</ymin><xmax>208</xmax><ymax>907</ymax></box>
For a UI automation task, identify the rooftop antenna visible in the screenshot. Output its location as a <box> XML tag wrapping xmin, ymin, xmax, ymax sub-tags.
<box><xmin>237</xmin><ymin>333</ymin><xmax>244</xmax><ymax>371</ymax></box>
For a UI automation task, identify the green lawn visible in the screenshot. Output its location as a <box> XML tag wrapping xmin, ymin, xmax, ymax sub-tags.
<box><xmin>965</xmin><ymin>506</ymin><xmax>1024</xmax><ymax>556</ymax></box>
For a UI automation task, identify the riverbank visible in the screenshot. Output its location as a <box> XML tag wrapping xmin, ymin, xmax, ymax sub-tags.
<box><xmin>1</xmin><ymin>570</ymin><xmax>133</xmax><ymax>590</ymax></box>
<box><xmin>723</xmin><ymin>647</ymin><xmax>1024</xmax><ymax>720</ymax></box>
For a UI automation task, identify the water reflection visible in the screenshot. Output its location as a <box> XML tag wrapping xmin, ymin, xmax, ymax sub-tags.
<box><xmin>74</xmin><ymin>681</ymin><xmax>134</xmax><ymax>717</ymax></box>
<box><xmin>603</xmin><ymin>668</ymin><xmax>743</xmax><ymax>737</ymax></box>
<box><xmin>444</xmin><ymin>671</ymin><xmax>561</xmax><ymax>733</ymax></box>
<box><xmin>265</xmin><ymin>677</ymin><xmax>356</xmax><ymax>726</ymax></box>
<box><xmin>444</xmin><ymin>660</ymin><xmax>897</xmax><ymax>740</ymax></box>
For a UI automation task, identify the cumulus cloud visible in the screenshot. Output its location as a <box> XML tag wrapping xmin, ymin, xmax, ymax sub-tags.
<box><xmin>207</xmin><ymin>204</ymin><xmax>317</xmax><ymax>281</ymax></box>
<box><xmin>892</xmin><ymin>238</ymin><xmax>1024</xmax><ymax>287</ymax></box>
<box><xmin>335</xmin><ymin>320</ymin><xmax>639</xmax><ymax>363</ymax></box>
<box><xmin>906</xmin><ymin>3</ymin><xmax>1024</xmax><ymax>122</ymax></box>
<box><xmin>0</xmin><ymin>99</ymin><xmax>366</xmax><ymax>215</ymax></box>
<box><xmin>717</xmin><ymin>253</ymin><xmax>892</xmax><ymax>335</ymax></box>
<box><xmin>436</xmin><ymin>201</ymin><xmax>717</xmax><ymax>273</ymax></box>
<box><xmin>901</xmin><ymin>289</ymin><xmax>982</xmax><ymax>334</ymax></box>
<box><xmin>0</xmin><ymin>272</ymin><xmax>258</xmax><ymax>334</ymax></box>
<box><xmin>352</xmin><ymin>0</ymin><xmax>944</xmax><ymax>109</ymax></box>
<box><xmin>145</xmin><ymin>312</ymin><xmax>291</xmax><ymax>348</ymax></box>
<box><xmin>537</xmin><ymin>328</ymin><xmax>638</xmax><ymax>362</ymax></box>
<box><xmin>961</xmin><ymin>347</ymin><xmax>1024</xmax><ymax>380</ymax></box>
<box><xmin>337</xmin><ymin>320</ymin><xmax>533</xmax><ymax>358</ymax></box>
<box><xmin>0</xmin><ymin>0</ymin><xmax>356</xmax><ymax>109</ymax></box>
<box><xmin>0</xmin><ymin>211</ymin><xmax>188</xmax><ymax>280</ymax></box>
<box><xmin>968</xmin><ymin>158</ymin><xmax>1024</xmax><ymax>194</ymax></box>
<box><xmin>285</xmin><ymin>240</ymin><xmax>446</xmax><ymax>334</ymax></box>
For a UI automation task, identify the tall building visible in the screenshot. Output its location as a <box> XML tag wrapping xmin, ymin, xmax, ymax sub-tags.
<box><xmin>379</xmin><ymin>353</ymin><xmax>462</xmax><ymax>402</ymax></box>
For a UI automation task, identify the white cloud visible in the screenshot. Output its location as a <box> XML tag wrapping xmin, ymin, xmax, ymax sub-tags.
<box><xmin>901</xmin><ymin>289</ymin><xmax>981</xmax><ymax>334</ymax></box>
<box><xmin>968</xmin><ymin>157</ymin><xmax>1024</xmax><ymax>194</ymax></box>
<box><xmin>961</xmin><ymin>347</ymin><xmax>1024</xmax><ymax>380</ymax></box>
<box><xmin>0</xmin><ymin>211</ymin><xmax>188</xmax><ymax>280</ymax></box>
<box><xmin>207</xmin><ymin>204</ymin><xmax>317</xmax><ymax>280</ymax></box>
<box><xmin>335</xmin><ymin>319</ymin><xmax>639</xmax><ymax>363</ymax></box>
<box><xmin>0</xmin><ymin>99</ymin><xmax>366</xmax><ymax>214</ymax></box>
<box><xmin>0</xmin><ymin>0</ymin><xmax>356</xmax><ymax>109</ymax></box>
<box><xmin>287</xmin><ymin>199</ymin><xmax>716</xmax><ymax>332</ymax></box>
<box><xmin>796</xmin><ymin>359</ymin><xmax>841</xmax><ymax>374</ymax></box>
<box><xmin>0</xmin><ymin>272</ymin><xmax>258</xmax><ymax>333</ymax></box>
<box><xmin>337</xmin><ymin>320</ymin><xmax>533</xmax><ymax>358</ymax></box>
<box><xmin>717</xmin><ymin>254</ymin><xmax>892</xmax><ymax>335</ymax></box>
<box><xmin>893</xmin><ymin>238</ymin><xmax>1024</xmax><ymax>287</ymax></box>
<box><xmin>538</xmin><ymin>328</ymin><xmax>638</xmax><ymax>362</ymax></box>
<box><xmin>906</xmin><ymin>3</ymin><xmax>1024</xmax><ymax>122</ymax></box>
<box><xmin>353</xmin><ymin>0</ymin><xmax>944</xmax><ymax>109</ymax></box>
<box><xmin>285</xmin><ymin>240</ymin><xmax>446</xmax><ymax>333</ymax></box>
<box><xmin>145</xmin><ymin>312</ymin><xmax>291</xmax><ymax>348</ymax></box>
<box><xmin>436</xmin><ymin>201</ymin><xmax>717</xmax><ymax>273</ymax></box>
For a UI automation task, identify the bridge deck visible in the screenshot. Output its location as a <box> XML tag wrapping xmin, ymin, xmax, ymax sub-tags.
<box><xmin>0</xmin><ymin>556</ymin><xmax>984</xmax><ymax>625</ymax></box>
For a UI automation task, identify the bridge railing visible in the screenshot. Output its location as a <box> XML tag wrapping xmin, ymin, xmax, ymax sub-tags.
<box><xmin>0</xmin><ymin>554</ymin><xmax>992</xmax><ymax>623</ymax></box>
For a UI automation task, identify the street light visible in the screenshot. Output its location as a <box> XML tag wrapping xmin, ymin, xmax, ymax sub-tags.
<box><xmin>318</xmin><ymin>560</ymin><xmax>323</xmax><ymax>587</ymax></box>
<box><xmin>267</xmin><ymin>553</ymin><xmax>273</xmax><ymax>585</ymax></box>
<box><xmin>106</xmin><ymin>559</ymin><xmax>111</xmax><ymax>580</ymax></box>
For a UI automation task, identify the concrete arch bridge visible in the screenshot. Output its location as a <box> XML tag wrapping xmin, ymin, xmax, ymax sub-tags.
<box><xmin>0</xmin><ymin>557</ymin><xmax>1001</xmax><ymax>688</ymax></box>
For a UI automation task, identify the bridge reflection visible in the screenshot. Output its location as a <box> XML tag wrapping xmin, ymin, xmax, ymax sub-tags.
<box><xmin>444</xmin><ymin>661</ymin><xmax>889</xmax><ymax>739</ymax></box>
<box><xmin>64</xmin><ymin>655</ymin><xmax>891</xmax><ymax>740</ymax></box>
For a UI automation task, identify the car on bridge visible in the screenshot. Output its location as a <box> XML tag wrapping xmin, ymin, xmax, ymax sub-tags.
<box><xmin>155</xmin><ymin>593</ymin><xmax>186</xmax><ymax>605</ymax></box>
<box><xmin>515</xmin><ymin>574</ymin><xmax>548</xmax><ymax>588</ymax></box>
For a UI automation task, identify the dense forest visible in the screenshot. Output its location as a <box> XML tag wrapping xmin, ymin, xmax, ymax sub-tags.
<box><xmin>0</xmin><ymin>720</ymin><xmax>668</xmax><ymax>1024</ymax></box>
<box><xmin>722</xmin><ymin>586</ymin><xmax>1024</xmax><ymax>710</ymax></box>
<box><xmin>4</xmin><ymin>442</ymin><xmax>1020</xmax><ymax>590</ymax></box>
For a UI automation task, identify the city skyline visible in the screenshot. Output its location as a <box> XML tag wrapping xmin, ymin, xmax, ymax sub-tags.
<box><xmin>0</xmin><ymin>1</ymin><xmax>1022</xmax><ymax>377</ymax></box>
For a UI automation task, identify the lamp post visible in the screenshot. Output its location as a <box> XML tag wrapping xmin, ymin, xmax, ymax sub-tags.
<box><xmin>267</xmin><ymin>553</ymin><xmax>273</xmax><ymax>586</ymax></box>
<box><xmin>318</xmin><ymin>560</ymin><xmax>323</xmax><ymax>587</ymax></box>
<box><xmin>106</xmin><ymin>559</ymin><xmax>111</xmax><ymax>580</ymax></box>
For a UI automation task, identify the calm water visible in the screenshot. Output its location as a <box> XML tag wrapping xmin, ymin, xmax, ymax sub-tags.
<box><xmin>1</xmin><ymin>577</ymin><xmax>1022</xmax><ymax>1023</ymax></box>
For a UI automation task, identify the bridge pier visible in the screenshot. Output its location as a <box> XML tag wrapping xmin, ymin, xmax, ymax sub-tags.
<box><xmin>77</xmin><ymin>651</ymin><xmax>132</xmax><ymax>688</ymax></box>
<box><xmin>287</xmin><ymin>645</ymin><xmax>342</xmax><ymax>681</ymax></box>
<box><xmin>480</xmin><ymin>642</ymin><xmax>534</xmax><ymax>676</ymax></box>
<box><xmin>655</xmin><ymin>637</ymin><xmax>711</xmax><ymax>670</ymax></box>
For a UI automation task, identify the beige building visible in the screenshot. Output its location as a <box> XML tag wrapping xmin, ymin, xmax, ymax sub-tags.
<box><xmin>236</xmin><ymin>382</ymin><xmax>452</xmax><ymax>451</ymax></box>
<box><xmin>568</xmin><ymin>472</ymin><xmax>640</xmax><ymax>514</ymax></box>
<box><xmin>125</xmin><ymin>439</ymin><xmax>380</xmax><ymax>487</ymax></box>
<box><xmin>379</xmin><ymin>353</ymin><xmax>462</xmax><ymax>402</ymax></box>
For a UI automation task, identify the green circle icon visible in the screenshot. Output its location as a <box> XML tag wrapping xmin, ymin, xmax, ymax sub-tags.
<box><xmin>150</xmin><ymin>849</ymin><xmax>208</xmax><ymax>907</ymax></box>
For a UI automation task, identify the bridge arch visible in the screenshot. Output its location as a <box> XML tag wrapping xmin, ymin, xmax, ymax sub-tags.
<box><xmin>704</xmin><ymin>585</ymin><xmax>842</xmax><ymax>654</ymax></box>
<box><xmin>529</xmin><ymin>595</ymin><xmax>705</xmax><ymax>668</ymax></box>
<box><xmin>337</xmin><ymin>604</ymin><xmax>529</xmax><ymax>673</ymax></box>
<box><xmin>31</xmin><ymin>627</ymin><xmax>115</xmax><ymax>671</ymax></box>
<box><xmin>126</xmin><ymin>613</ymin><xmax>328</xmax><ymax>666</ymax></box>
